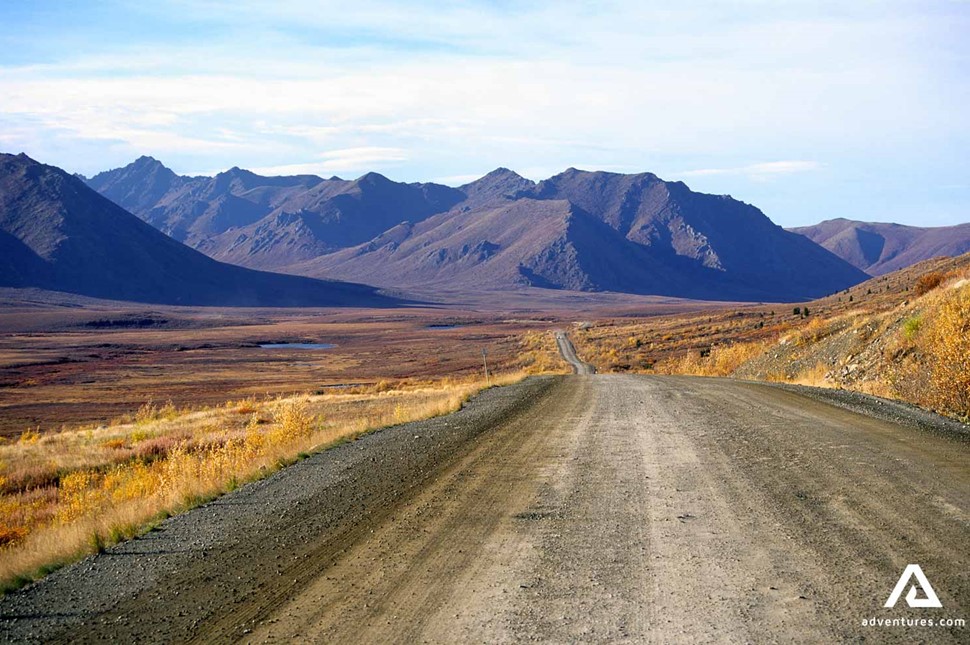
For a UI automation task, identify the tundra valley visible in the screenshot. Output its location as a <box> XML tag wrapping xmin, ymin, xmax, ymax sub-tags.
<box><xmin>0</xmin><ymin>3</ymin><xmax>968</xmax><ymax>643</ymax></box>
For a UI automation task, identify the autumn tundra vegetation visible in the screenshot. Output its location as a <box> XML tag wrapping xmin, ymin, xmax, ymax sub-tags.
<box><xmin>0</xmin><ymin>331</ymin><xmax>565</xmax><ymax>591</ymax></box>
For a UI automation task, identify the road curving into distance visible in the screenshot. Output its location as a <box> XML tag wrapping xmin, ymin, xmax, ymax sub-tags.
<box><xmin>1</xmin><ymin>339</ymin><xmax>967</xmax><ymax>643</ymax></box>
<box><xmin>554</xmin><ymin>329</ymin><xmax>595</xmax><ymax>374</ymax></box>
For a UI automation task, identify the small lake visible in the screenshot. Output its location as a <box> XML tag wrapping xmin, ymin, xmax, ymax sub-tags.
<box><xmin>425</xmin><ymin>324</ymin><xmax>463</xmax><ymax>330</ymax></box>
<box><xmin>258</xmin><ymin>343</ymin><xmax>335</xmax><ymax>350</ymax></box>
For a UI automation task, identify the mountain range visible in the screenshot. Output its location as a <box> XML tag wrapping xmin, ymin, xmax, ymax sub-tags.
<box><xmin>83</xmin><ymin>158</ymin><xmax>871</xmax><ymax>302</ymax></box>
<box><xmin>0</xmin><ymin>153</ymin><xmax>395</xmax><ymax>307</ymax></box>
<box><xmin>789</xmin><ymin>218</ymin><xmax>970</xmax><ymax>275</ymax></box>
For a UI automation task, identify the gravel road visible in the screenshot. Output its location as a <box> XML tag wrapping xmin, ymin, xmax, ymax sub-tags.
<box><xmin>1</xmin><ymin>372</ymin><xmax>967</xmax><ymax>643</ymax></box>
<box><xmin>555</xmin><ymin>330</ymin><xmax>595</xmax><ymax>374</ymax></box>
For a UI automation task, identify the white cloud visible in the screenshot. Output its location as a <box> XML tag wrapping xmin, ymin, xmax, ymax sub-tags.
<box><xmin>680</xmin><ymin>161</ymin><xmax>822</xmax><ymax>181</ymax></box>
<box><xmin>1</xmin><ymin>2</ymin><xmax>961</xmax><ymax>173</ymax></box>
<box><xmin>430</xmin><ymin>173</ymin><xmax>485</xmax><ymax>186</ymax></box>
<box><xmin>248</xmin><ymin>147</ymin><xmax>408</xmax><ymax>176</ymax></box>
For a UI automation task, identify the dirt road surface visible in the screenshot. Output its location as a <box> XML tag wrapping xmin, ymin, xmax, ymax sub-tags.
<box><xmin>1</xmin><ymin>371</ymin><xmax>967</xmax><ymax>642</ymax></box>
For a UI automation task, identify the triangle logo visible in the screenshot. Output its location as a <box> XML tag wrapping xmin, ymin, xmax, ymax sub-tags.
<box><xmin>884</xmin><ymin>564</ymin><xmax>943</xmax><ymax>608</ymax></box>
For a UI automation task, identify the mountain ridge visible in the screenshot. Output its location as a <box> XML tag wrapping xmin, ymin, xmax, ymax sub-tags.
<box><xmin>790</xmin><ymin>217</ymin><xmax>970</xmax><ymax>275</ymax></box>
<box><xmin>83</xmin><ymin>156</ymin><xmax>871</xmax><ymax>302</ymax></box>
<box><xmin>0</xmin><ymin>153</ymin><xmax>397</xmax><ymax>307</ymax></box>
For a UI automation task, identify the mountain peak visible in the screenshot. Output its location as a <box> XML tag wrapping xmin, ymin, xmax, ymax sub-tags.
<box><xmin>96</xmin><ymin>155</ymin><xmax>174</xmax><ymax>180</ymax></box>
<box><xmin>356</xmin><ymin>171</ymin><xmax>391</xmax><ymax>185</ymax></box>
<box><xmin>460</xmin><ymin>168</ymin><xmax>535</xmax><ymax>205</ymax></box>
<box><xmin>218</xmin><ymin>166</ymin><xmax>253</xmax><ymax>177</ymax></box>
<box><xmin>123</xmin><ymin>156</ymin><xmax>174</xmax><ymax>177</ymax></box>
<box><xmin>485</xmin><ymin>167</ymin><xmax>523</xmax><ymax>179</ymax></box>
<box><xmin>133</xmin><ymin>155</ymin><xmax>162</xmax><ymax>166</ymax></box>
<box><xmin>83</xmin><ymin>156</ymin><xmax>181</xmax><ymax>214</ymax></box>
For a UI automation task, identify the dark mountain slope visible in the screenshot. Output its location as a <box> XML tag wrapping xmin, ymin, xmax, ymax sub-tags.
<box><xmin>203</xmin><ymin>172</ymin><xmax>466</xmax><ymax>269</ymax></box>
<box><xmin>289</xmin><ymin>193</ymin><xmax>845</xmax><ymax>302</ymax></box>
<box><xmin>789</xmin><ymin>218</ymin><xmax>970</xmax><ymax>275</ymax></box>
<box><xmin>290</xmin><ymin>198</ymin><xmax>665</xmax><ymax>293</ymax></box>
<box><xmin>524</xmin><ymin>169</ymin><xmax>869</xmax><ymax>298</ymax></box>
<box><xmin>0</xmin><ymin>153</ymin><xmax>395</xmax><ymax>307</ymax></box>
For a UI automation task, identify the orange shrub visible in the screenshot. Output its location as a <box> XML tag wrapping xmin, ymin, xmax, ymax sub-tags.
<box><xmin>915</xmin><ymin>272</ymin><xmax>945</xmax><ymax>296</ymax></box>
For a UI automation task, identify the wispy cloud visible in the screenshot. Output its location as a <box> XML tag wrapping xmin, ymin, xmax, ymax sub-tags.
<box><xmin>680</xmin><ymin>161</ymin><xmax>822</xmax><ymax>181</ymax></box>
<box><xmin>431</xmin><ymin>173</ymin><xmax>486</xmax><ymax>186</ymax></box>
<box><xmin>248</xmin><ymin>147</ymin><xmax>408</xmax><ymax>177</ymax></box>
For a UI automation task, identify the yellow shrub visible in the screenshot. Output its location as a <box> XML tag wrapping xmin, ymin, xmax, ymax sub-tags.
<box><xmin>796</xmin><ymin>317</ymin><xmax>827</xmax><ymax>345</ymax></box>
<box><xmin>271</xmin><ymin>399</ymin><xmax>316</xmax><ymax>443</ymax></box>
<box><xmin>710</xmin><ymin>342</ymin><xmax>764</xmax><ymax>375</ymax></box>
<box><xmin>18</xmin><ymin>429</ymin><xmax>40</xmax><ymax>445</ymax></box>
<box><xmin>57</xmin><ymin>471</ymin><xmax>103</xmax><ymax>524</ymax></box>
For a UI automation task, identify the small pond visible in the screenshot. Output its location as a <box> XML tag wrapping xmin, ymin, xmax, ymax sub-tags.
<box><xmin>258</xmin><ymin>343</ymin><xmax>336</xmax><ymax>349</ymax></box>
<box><xmin>425</xmin><ymin>324</ymin><xmax>464</xmax><ymax>330</ymax></box>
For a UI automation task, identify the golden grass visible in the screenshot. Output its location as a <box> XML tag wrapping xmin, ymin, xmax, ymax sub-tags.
<box><xmin>924</xmin><ymin>284</ymin><xmax>970</xmax><ymax>416</ymax></box>
<box><xmin>655</xmin><ymin>340</ymin><xmax>767</xmax><ymax>377</ymax></box>
<box><xmin>0</xmin><ymin>371</ymin><xmax>527</xmax><ymax>591</ymax></box>
<box><xmin>789</xmin><ymin>362</ymin><xmax>833</xmax><ymax>388</ymax></box>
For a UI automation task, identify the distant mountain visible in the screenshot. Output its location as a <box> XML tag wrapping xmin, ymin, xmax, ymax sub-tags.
<box><xmin>789</xmin><ymin>218</ymin><xmax>970</xmax><ymax>275</ymax></box>
<box><xmin>292</xmin><ymin>169</ymin><xmax>869</xmax><ymax>301</ymax></box>
<box><xmin>293</xmin><ymin>198</ymin><xmax>700</xmax><ymax>296</ymax></box>
<box><xmin>85</xmin><ymin>159</ymin><xmax>464</xmax><ymax>269</ymax></box>
<box><xmin>87</xmin><ymin>159</ymin><xmax>869</xmax><ymax>302</ymax></box>
<box><xmin>0</xmin><ymin>153</ymin><xmax>395</xmax><ymax>307</ymax></box>
<box><xmin>86</xmin><ymin>159</ymin><xmax>325</xmax><ymax>253</ymax></box>
<box><xmin>458</xmin><ymin>167</ymin><xmax>536</xmax><ymax>208</ymax></box>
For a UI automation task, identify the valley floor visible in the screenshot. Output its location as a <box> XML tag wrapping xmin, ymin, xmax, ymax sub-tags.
<box><xmin>2</xmin><ymin>372</ymin><xmax>966</xmax><ymax>643</ymax></box>
<box><xmin>0</xmin><ymin>287</ymin><xmax>726</xmax><ymax>436</ymax></box>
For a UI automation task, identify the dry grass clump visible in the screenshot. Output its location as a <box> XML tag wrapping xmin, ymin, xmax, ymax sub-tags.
<box><xmin>887</xmin><ymin>271</ymin><xmax>970</xmax><ymax>418</ymax></box>
<box><xmin>133</xmin><ymin>399</ymin><xmax>180</xmax><ymax>425</ymax></box>
<box><xmin>790</xmin><ymin>362</ymin><xmax>832</xmax><ymax>388</ymax></box>
<box><xmin>915</xmin><ymin>281</ymin><xmax>970</xmax><ymax>418</ymax></box>
<box><xmin>0</xmin><ymin>371</ymin><xmax>526</xmax><ymax>591</ymax></box>
<box><xmin>656</xmin><ymin>340</ymin><xmax>767</xmax><ymax>377</ymax></box>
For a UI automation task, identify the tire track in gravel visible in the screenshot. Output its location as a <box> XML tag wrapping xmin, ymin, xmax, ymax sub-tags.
<box><xmin>243</xmin><ymin>376</ymin><xmax>594</xmax><ymax>644</ymax></box>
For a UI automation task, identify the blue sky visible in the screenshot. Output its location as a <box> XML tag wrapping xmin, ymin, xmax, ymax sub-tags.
<box><xmin>0</xmin><ymin>1</ymin><xmax>967</xmax><ymax>227</ymax></box>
